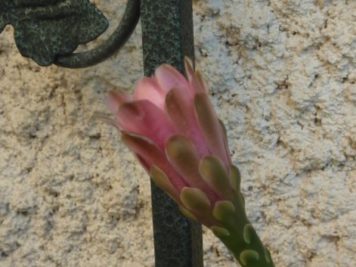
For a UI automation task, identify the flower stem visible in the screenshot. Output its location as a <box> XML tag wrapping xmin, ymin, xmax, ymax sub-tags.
<box><xmin>212</xmin><ymin>197</ymin><xmax>275</xmax><ymax>267</ymax></box>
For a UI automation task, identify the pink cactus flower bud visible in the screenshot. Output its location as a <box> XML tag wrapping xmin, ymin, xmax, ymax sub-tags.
<box><xmin>106</xmin><ymin>59</ymin><xmax>275</xmax><ymax>267</ymax></box>
<box><xmin>106</xmin><ymin>58</ymin><xmax>236</xmax><ymax>226</ymax></box>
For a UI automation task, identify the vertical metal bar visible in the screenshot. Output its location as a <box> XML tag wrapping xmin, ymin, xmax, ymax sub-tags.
<box><xmin>140</xmin><ymin>1</ymin><xmax>203</xmax><ymax>267</ymax></box>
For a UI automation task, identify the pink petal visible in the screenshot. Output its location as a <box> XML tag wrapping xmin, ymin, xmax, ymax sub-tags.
<box><xmin>165</xmin><ymin>88</ymin><xmax>209</xmax><ymax>156</ymax></box>
<box><xmin>122</xmin><ymin>132</ymin><xmax>188</xmax><ymax>193</ymax></box>
<box><xmin>184</xmin><ymin>57</ymin><xmax>208</xmax><ymax>94</ymax></box>
<box><xmin>165</xmin><ymin>88</ymin><xmax>191</xmax><ymax>131</ymax></box>
<box><xmin>194</xmin><ymin>93</ymin><xmax>230</xmax><ymax>167</ymax></box>
<box><xmin>155</xmin><ymin>64</ymin><xmax>189</xmax><ymax>93</ymax></box>
<box><xmin>117</xmin><ymin>100</ymin><xmax>176</xmax><ymax>148</ymax></box>
<box><xmin>133</xmin><ymin>77</ymin><xmax>166</xmax><ymax>110</ymax></box>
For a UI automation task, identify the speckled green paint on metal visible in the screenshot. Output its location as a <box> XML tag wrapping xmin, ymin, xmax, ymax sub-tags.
<box><xmin>0</xmin><ymin>0</ymin><xmax>108</xmax><ymax>66</ymax></box>
<box><xmin>141</xmin><ymin>0</ymin><xmax>195</xmax><ymax>73</ymax></box>
<box><xmin>55</xmin><ymin>0</ymin><xmax>140</xmax><ymax>68</ymax></box>
<box><xmin>141</xmin><ymin>1</ymin><xmax>203</xmax><ymax>267</ymax></box>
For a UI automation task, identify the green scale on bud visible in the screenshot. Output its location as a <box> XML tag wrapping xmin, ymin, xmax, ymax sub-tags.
<box><xmin>199</xmin><ymin>156</ymin><xmax>233</xmax><ymax>198</ymax></box>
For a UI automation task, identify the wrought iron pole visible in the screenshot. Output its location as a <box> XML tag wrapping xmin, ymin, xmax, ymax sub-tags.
<box><xmin>141</xmin><ymin>1</ymin><xmax>203</xmax><ymax>266</ymax></box>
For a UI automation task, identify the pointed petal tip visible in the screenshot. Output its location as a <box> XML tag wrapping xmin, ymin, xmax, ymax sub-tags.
<box><xmin>155</xmin><ymin>63</ymin><xmax>188</xmax><ymax>92</ymax></box>
<box><xmin>106</xmin><ymin>90</ymin><xmax>130</xmax><ymax>114</ymax></box>
<box><xmin>184</xmin><ymin>57</ymin><xmax>194</xmax><ymax>76</ymax></box>
<box><xmin>133</xmin><ymin>77</ymin><xmax>165</xmax><ymax>109</ymax></box>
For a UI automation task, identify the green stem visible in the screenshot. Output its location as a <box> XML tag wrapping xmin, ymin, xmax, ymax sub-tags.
<box><xmin>212</xmin><ymin>197</ymin><xmax>275</xmax><ymax>267</ymax></box>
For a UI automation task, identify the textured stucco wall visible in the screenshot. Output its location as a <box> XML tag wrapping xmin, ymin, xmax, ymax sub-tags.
<box><xmin>0</xmin><ymin>1</ymin><xmax>355</xmax><ymax>266</ymax></box>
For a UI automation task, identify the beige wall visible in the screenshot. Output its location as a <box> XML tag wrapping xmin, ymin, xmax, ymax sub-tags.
<box><xmin>0</xmin><ymin>1</ymin><xmax>355</xmax><ymax>266</ymax></box>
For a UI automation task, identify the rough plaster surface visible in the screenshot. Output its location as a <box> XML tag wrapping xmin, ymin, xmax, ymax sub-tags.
<box><xmin>0</xmin><ymin>0</ymin><xmax>355</xmax><ymax>266</ymax></box>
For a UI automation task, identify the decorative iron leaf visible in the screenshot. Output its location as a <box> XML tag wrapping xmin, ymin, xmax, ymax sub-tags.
<box><xmin>0</xmin><ymin>0</ymin><xmax>108</xmax><ymax>66</ymax></box>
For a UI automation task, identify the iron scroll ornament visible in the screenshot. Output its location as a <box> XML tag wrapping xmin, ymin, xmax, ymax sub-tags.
<box><xmin>0</xmin><ymin>0</ymin><xmax>140</xmax><ymax>68</ymax></box>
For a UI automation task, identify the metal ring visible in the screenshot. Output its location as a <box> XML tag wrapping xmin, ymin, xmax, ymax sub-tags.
<box><xmin>54</xmin><ymin>0</ymin><xmax>140</xmax><ymax>68</ymax></box>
